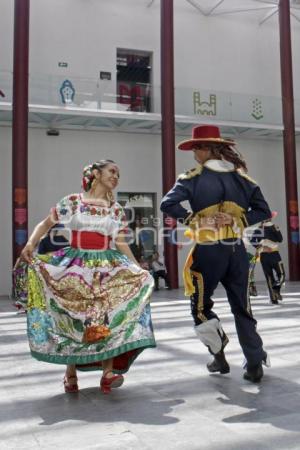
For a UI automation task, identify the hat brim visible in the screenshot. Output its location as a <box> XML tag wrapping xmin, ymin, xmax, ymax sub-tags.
<box><xmin>177</xmin><ymin>137</ymin><xmax>236</xmax><ymax>151</ymax></box>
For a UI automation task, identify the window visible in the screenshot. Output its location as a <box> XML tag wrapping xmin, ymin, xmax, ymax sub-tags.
<box><xmin>116</xmin><ymin>49</ymin><xmax>152</xmax><ymax>113</ymax></box>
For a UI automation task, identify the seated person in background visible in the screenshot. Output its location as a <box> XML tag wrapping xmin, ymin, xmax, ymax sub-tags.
<box><xmin>151</xmin><ymin>252</ymin><xmax>171</xmax><ymax>291</ymax></box>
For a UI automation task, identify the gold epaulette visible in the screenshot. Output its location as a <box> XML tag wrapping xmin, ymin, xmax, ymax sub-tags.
<box><xmin>236</xmin><ymin>169</ymin><xmax>257</xmax><ymax>185</ymax></box>
<box><xmin>178</xmin><ymin>165</ymin><xmax>203</xmax><ymax>180</ymax></box>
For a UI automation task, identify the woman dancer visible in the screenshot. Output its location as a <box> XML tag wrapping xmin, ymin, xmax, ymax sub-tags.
<box><xmin>20</xmin><ymin>160</ymin><xmax>155</xmax><ymax>394</ymax></box>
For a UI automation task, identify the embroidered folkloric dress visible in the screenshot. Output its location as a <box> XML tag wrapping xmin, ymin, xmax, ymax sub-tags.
<box><xmin>24</xmin><ymin>193</ymin><xmax>156</xmax><ymax>373</ymax></box>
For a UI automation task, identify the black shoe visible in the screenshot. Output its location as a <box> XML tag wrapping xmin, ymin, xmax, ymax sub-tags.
<box><xmin>277</xmin><ymin>293</ymin><xmax>282</xmax><ymax>301</ymax></box>
<box><xmin>243</xmin><ymin>363</ymin><xmax>264</xmax><ymax>383</ymax></box>
<box><xmin>270</xmin><ymin>299</ymin><xmax>278</xmax><ymax>305</ymax></box>
<box><xmin>207</xmin><ymin>351</ymin><xmax>230</xmax><ymax>374</ymax></box>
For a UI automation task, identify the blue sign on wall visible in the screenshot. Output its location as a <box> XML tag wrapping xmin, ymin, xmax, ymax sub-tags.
<box><xmin>60</xmin><ymin>79</ymin><xmax>75</xmax><ymax>104</ymax></box>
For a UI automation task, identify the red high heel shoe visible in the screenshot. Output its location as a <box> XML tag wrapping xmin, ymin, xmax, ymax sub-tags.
<box><xmin>63</xmin><ymin>374</ymin><xmax>79</xmax><ymax>393</ymax></box>
<box><xmin>100</xmin><ymin>371</ymin><xmax>124</xmax><ymax>394</ymax></box>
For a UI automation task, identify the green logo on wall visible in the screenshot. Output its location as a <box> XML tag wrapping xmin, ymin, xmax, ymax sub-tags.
<box><xmin>251</xmin><ymin>98</ymin><xmax>264</xmax><ymax>120</ymax></box>
<box><xmin>193</xmin><ymin>92</ymin><xmax>217</xmax><ymax>116</ymax></box>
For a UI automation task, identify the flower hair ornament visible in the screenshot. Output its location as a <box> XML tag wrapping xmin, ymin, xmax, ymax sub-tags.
<box><xmin>81</xmin><ymin>160</ymin><xmax>117</xmax><ymax>194</ymax></box>
<box><xmin>82</xmin><ymin>163</ymin><xmax>97</xmax><ymax>192</ymax></box>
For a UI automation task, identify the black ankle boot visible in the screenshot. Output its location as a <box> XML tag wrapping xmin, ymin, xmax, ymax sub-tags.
<box><xmin>207</xmin><ymin>351</ymin><xmax>230</xmax><ymax>374</ymax></box>
<box><xmin>243</xmin><ymin>363</ymin><xmax>264</xmax><ymax>383</ymax></box>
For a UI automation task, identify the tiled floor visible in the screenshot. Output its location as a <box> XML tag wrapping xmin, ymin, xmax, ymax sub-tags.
<box><xmin>1</xmin><ymin>282</ymin><xmax>300</xmax><ymax>449</ymax></box>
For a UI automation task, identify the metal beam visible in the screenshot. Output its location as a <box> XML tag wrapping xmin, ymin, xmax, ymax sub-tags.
<box><xmin>290</xmin><ymin>10</ymin><xmax>300</xmax><ymax>21</ymax></box>
<box><xmin>52</xmin><ymin>115</ymin><xmax>88</xmax><ymax>126</ymax></box>
<box><xmin>124</xmin><ymin>119</ymin><xmax>157</xmax><ymax>129</ymax></box>
<box><xmin>29</xmin><ymin>112</ymin><xmax>50</xmax><ymax>126</ymax></box>
<box><xmin>185</xmin><ymin>0</ymin><xmax>206</xmax><ymax>16</ymax></box>
<box><xmin>212</xmin><ymin>6</ymin><xmax>276</xmax><ymax>16</ymax></box>
<box><xmin>259</xmin><ymin>7</ymin><xmax>278</xmax><ymax>24</ymax></box>
<box><xmin>252</xmin><ymin>0</ymin><xmax>278</xmax><ymax>4</ymax></box>
<box><xmin>83</xmin><ymin>118</ymin><xmax>97</xmax><ymax>128</ymax></box>
<box><xmin>207</xmin><ymin>0</ymin><xmax>225</xmax><ymax>15</ymax></box>
<box><xmin>96</xmin><ymin>118</ymin><xmax>116</xmax><ymax>128</ymax></box>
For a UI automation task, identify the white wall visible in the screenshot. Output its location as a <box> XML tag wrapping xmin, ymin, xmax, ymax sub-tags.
<box><xmin>27</xmin><ymin>128</ymin><xmax>162</xmax><ymax>227</ymax></box>
<box><xmin>174</xmin><ymin>6</ymin><xmax>281</xmax><ymax>96</ymax></box>
<box><xmin>0</xmin><ymin>0</ymin><xmax>13</xmax><ymax>71</ymax></box>
<box><xmin>0</xmin><ymin>127</ymin><xmax>12</xmax><ymax>296</ymax></box>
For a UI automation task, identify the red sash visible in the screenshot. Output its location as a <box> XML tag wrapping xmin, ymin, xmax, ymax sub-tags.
<box><xmin>71</xmin><ymin>231</ymin><xmax>111</xmax><ymax>250</ymax></box>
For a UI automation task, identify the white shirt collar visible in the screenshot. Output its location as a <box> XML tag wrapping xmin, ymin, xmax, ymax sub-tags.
<box><xmin>204</xmin><ymin>159</ymin><xmax>235</xmax><ymax>172</ymax></box>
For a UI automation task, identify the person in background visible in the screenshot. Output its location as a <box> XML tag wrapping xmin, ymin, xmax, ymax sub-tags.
<box><xmin>250</xmin><ymin>212</ymin><xmax>285</xmax><ymax>304</ymax></box>
<box><xmin>151</xmin><ymin>251</ymin><xmax>171</xmax><ymax>291</ymax></box>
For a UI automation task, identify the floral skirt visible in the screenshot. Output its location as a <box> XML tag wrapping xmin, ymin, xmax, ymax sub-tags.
<box><xmin>15</xmin><ymin>247</ymin><xmax>156</xmax><ymax>373</ymax></box>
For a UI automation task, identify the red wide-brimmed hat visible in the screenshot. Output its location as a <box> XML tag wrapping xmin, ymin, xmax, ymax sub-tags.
<box><xmin>177</xmin><ymin>125</ymin><xmax>235</xmax><ymax>151</ymax></box>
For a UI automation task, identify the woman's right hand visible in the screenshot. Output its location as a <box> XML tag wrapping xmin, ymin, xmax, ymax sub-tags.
<box><xmin>20</xmin><ymin>243</ymin><xmax>35</xmax><ymax>264</ymax></box>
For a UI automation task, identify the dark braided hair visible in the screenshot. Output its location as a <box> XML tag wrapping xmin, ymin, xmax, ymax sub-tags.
<box><xmin>81</xmin><ymin>159</ymin><xmax>117</xmax><ymax>192</ymax></box>
<box><xmin>194</xmin><ymin>143</ymin><xmax>248</xmax><ymax>173</ymax></box>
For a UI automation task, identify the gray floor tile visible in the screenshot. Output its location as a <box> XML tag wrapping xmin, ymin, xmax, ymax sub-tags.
<box><xmin>1</xmin><ymin>282</ymin><xmax>300</xmax><ymax>449</ymax></box>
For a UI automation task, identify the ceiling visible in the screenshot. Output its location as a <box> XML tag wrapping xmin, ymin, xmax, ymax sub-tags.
<box><xmin>148</xmin><ymin>0</ymin><xmax>300</xmax><ymax>26</ymax></box>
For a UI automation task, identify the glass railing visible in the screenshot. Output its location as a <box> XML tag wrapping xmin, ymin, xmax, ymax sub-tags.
<box><xmin>28</xmin><ymin>73</ymin><xmax>162</xmax><ymax>114</ymax></box>
<box><xmin>1</xmin><ymin>70</ymin><xmax>300</xmax><ymax>127</ymax></box>
<box><xmin>175</xmin><ymin>87</ymin><xmax>283</xmax><ymax>126</ymax></box>
<box><xmin>0</xmin><ymin>71</ymin><xmax>161</xmax><ymax>114</ymax></box>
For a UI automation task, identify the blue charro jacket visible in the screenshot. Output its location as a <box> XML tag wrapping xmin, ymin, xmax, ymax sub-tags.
<box><xmin>160</xmin><ymin>159</ymin><xmax>271</xmax><ymax>229</ymax></box>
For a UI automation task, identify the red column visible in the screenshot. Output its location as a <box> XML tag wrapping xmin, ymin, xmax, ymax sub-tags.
<box><xmin>278</xmin><ymin>0</ymin><xmax>300</xmax><ymax>280</ymax></box>
<box><xmin>160</xmin><ymin>0</ymin><xmax>178</xmax><ymax>288</ymax></box>
<box><xmin>12</xmin><ymin>0</ymin><xmax>30</xmax><ymax>264</ymax></box>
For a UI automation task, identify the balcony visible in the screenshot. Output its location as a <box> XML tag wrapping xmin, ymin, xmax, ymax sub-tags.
<box><xmin>1</xmin><ymin>70</ymin><xmax>300</xmax><ymax>139</ymax></box>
